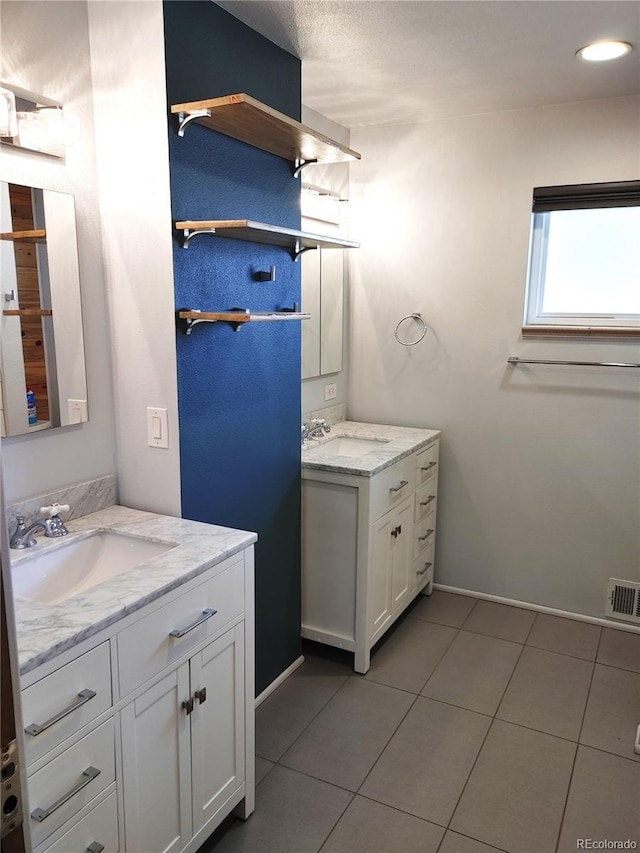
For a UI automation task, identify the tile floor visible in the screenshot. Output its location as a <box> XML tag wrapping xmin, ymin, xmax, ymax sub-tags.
<box><xmin>202</xmin><ymin>592</ymin><xmax>640</xmax><ymax>853</ymax></box>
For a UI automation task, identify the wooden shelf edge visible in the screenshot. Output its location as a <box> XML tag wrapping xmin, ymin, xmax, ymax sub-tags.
<box><xmin>175</xmin><ymin>219</ymin><xmax>359</xmax><ymax>251</ymax></box>
<box><xmin>521</xmin><ymin>325</ymin><xmax>640</xmax><ymax>339</ymax></box>
<box><xmin>3</xmin><ymin>308</ymin><xmax>53</xmax><ymax>317</ymax></box>
<box><xmin>170</xmin><ymin>92</ymin><xmax>361</xmax><ymax>165</ymax></box>
<box><xmin>0</xmin><ymin>229</ymin><xmax>46</xmax><ymax>242</ymax></box>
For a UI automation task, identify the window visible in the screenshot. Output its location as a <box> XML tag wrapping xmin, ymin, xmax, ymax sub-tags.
<box><xmin>523</xmin><ymin>181</ymin><xmax>640</xmax><ymax>333</ymax></box>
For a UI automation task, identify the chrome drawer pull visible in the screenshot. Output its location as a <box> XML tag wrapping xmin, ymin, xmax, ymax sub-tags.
<box><xmin>25</xmin><ymin>689</ymin><xmax>97</xmax><ymax>737</ymax></box>
<box><xmin>418</xmin><ymin>529</ymin><xmax>435</xmax><ymax>542</ymax></box>
<box><xmin>420</xmin><ymin>496</ymin><xmax>436</xmax><ymax>507</ymax></box>
<box><xmin>31</xmin><ymin>766</ymin><xmax>100</xmax><ymax>822</ymax></box>
<box><xmin>417</xmin><ymin>561</ymin><xmax>433</xmax><ymax>576</ymax></box>
<box><xmin>420</xmin><ymin>461</ymin><xmax>437</xmax><ymax>472</ymax></box>
<box><xmin>87</xmin><ymin>843</ymin><xmax>105</xmax><ymax>853</ymax></box>
<box><xmin>170</xmin><ymin>608</ymin><xmax>217</xmax><ymax>638</ymax></box>
<box><xmin>389</xmin><ymin>480</ymin><xmax>409</xmax><ymax>493</ymax></box>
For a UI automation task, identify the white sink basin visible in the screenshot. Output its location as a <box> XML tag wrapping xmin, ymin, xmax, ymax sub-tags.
<box><xmin>308</xmin><ymin>435</ymin><xmax>389</xmax><ymax>458</ymax></box>
<box><xmin>11</xmin><ymin>531</ymin><xmax>177</xmax><ymax>605</ymax></box>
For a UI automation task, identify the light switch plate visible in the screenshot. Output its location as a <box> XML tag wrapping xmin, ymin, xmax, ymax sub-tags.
<box><xmin>147</xmin><ymin>407</ymin><xmax>169</xmax><ymax>449</ymax></box>
<box><xmin>324</xmin><ymin>382</ymin><xmax>337</xmax><ymax>401</ymax></box>
<box><xmin>67</xmin><ymin>399</ymin><xmax>88</xmax><ymax>423</ymax></box>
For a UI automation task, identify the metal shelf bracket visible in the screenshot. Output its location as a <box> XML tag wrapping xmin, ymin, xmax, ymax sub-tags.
<box><xmin>181</xmin><ymin>227</ymin><xmax>217</xmax><ymax>249</ymax></box>
<box><xmin>293</xmin><ymin>157</ymin><xmax>319</xmax><ymax>179</ymax></box>
<box><xmin>291</xmin><ymin>239</ymin><xmax>317</xmax><ymax>262</ymax></box>
<box><xmin>176</xmin><ymin>109</ymin><xmax>211</xmax><ymax>137</ymax></box>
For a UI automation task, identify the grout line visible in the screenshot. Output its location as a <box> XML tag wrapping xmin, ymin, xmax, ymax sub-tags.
<box><xmin>553</xmin><ymin>654</ymin><xmax>597</xmax><ymax>853</ymax></box>
<box><xmin>443</xmin><ymin>632</ymin><xmax>530</xmax><ymax>837</ymax></box>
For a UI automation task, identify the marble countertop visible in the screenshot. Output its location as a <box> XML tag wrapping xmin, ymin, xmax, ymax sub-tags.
<box><xmin>10</xmin><ymin>505</ymin><xmax>257</xmax><ymax>675</ymax></box>
<box><xmin>301</xmin><ymin>420</ymin><xmax>440</xmax><ymax>477</ymax></box>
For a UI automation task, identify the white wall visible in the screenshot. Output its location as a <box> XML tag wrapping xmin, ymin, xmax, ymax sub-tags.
<box><xmin>87</xmin><ymin>1</ymin><xmax>181</xmax><ymax>516</ymax></box>
<box><xmin>0</xmin><ymin>0</ymin><xmax>116</xmax><ymax>502</ymax></box>
<box><xmin>349</xmin><ymin>96</ymin><xmax>640</xmax><ymax>619</ymax></box>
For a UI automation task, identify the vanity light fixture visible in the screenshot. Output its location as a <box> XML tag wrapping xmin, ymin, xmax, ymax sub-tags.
<box><xmin>576</xmin><ymin>40</ymin><xmax>633</xmax><ymax>62</ymax></box>
<box><xmin>0</xmin><ymin>82</ymin><xmax>76</xmax><ymax>157</ymax></box>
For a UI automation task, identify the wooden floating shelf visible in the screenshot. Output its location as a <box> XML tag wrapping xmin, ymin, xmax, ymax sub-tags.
<box><xmin>0</xmin><ymin>229</ymin><xmax>46</xmax><ymax>243</ymax></box>
<box><xmin>171</xmin><ymin>93</ymin><xmax>361</xmax><ymax>171</ymax></box>
<box><xmin>176</xmin><ymin>219</ymin><xmax>359</xmax><ymax>259</ymax></box>
<box><xmin>178</xmin><ymin>309</ymin><xmax>311</xmax><ymax>334</ymax></box>
<box><xmin>3</xmin><ymin>308</ymin><xmax>52</xmax><ymax>317</ymax></box>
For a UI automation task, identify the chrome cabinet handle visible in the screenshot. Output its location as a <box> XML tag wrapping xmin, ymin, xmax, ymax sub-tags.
<box><xmin>170</xmin><ymin>608</ymin><xmax>217</xmax><ymax>638</ymax></box>
<box><xmin>420</xmin><ymin>461</ymin><xmax>437</xmax><ymax>472</ymax></box>
<box><xmin>87</xmin><ymin>843</ymin><xmax>105</xmax><ymax>853</ymax></box>
<box><xmin>25</xmin><ymin>689</ymin><xmax>97</xmax><ymax>737</ymax></box>
<box><xmin>420</xmin><ymin>496</ymin><xmax>436</xmax><ymax>507</ymax></box>
<box><xmin>389</xmin><ymin>480</ymin><xmax>409</xmax><ymax>493</ymax></box>
<box><xmin>417</xmin><ymin>561</ymin><xmax>433</xmax><ymax>576</ymax></box>
<box><xmin>31</xmin><ymin>766</ymin><xmax>100</xmax><ymax>822</ymax></box>
<box><xmin>418</xmin><ymin>529</ymin><xmax>435</xmax><ymax>542</ymax></box>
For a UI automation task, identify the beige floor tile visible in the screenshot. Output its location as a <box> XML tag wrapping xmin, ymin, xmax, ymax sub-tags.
<box><xmin>526</xmin><ymin>613</ymin><xmax>601</xmax><ymax>661</ymax></box>
<box><xmin>365</xmin><ymin>617</ymin><xmax>457</xmax><ymax>693</ymax></box>
<box><xmin>322</xmin><ymin>796</ymin><xmax>444</xmax><ymax>853</ymax></box>
<box><xmin>421</xmin><ymin>631</ymin><xmax>521</xmax><ymax>715</ymax></box>
<box><xmin>597</xmin><ymin>628</ymin><xmax>640</xmax><ymax>673</ymax></box>
<box><xmin>557</xmin><ymin>746</ymin><xmax>640</xmax><ymax>852</ymax></box>
<box><xmin>462</xmin><ymin>600</ymin><xmax>535</xmax><ymax>643</ymax></box>
<box><xmin>450</xmin><ymin>720</ymin><xmax>576</xmax><ymax>853</ymax></box>
<box><xmin>439</xmin><ymin>831</ymin><xmax>507</xmax><ymax>853</ymax></box>
<box><xmin>580</xmin><ymin>664</ymin><xmax>640</xmax><ymax>761</ymax></box>
<box><xmin>256</xmin><ymin>655</ymin><xmax>349</xmax><ymax>761</ymax></box>
<box><xmin>207</xmin><ymin>765</ymin><xmax>352</xmax><ymax>853</ymax></box>
<box><xmin>360</xmin><ymin>697</ymin><xmax>490</xmax><ymax>826</ymax></box>
<box><xmin>280</xmin><ymin>678</ymin><xmax>414</xmax><ymax>791</ymax></box>
<box><xmin>410</xmin><ymin>590</ymin><xmax>478</xmax><ymax>628</ymax></box>
<box><xmin>496</xmin><ymin>646</ymin><xmax>593</xmax><ymax>740</ymax></box>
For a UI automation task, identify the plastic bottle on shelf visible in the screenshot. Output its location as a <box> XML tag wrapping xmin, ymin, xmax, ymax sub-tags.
<box><xmin>27</xmin><ymin>389</ymin><xmax>37</xmax><ymax>425</ymax></box>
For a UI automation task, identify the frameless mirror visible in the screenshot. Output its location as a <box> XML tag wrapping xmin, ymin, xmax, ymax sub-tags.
<box><xmin>0</xmin><ymin>182</ymin><xmax>88</xmax><ymax>436</ymax></box>
<box><xmin>301</xmin><ymin>185</ymin><xmax>345</xmax><ymax>380</ymax></box>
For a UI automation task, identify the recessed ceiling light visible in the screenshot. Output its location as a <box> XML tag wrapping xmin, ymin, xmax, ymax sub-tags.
<box><xmin>576</xmin><ymin>40</ymin><xmax>633</xmax><ymax>62</ymax></box>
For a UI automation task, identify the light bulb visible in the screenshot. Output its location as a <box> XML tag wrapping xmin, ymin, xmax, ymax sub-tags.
<box><xmin>576</xmin><ymin>41</ymin><xmax>633</xmax><ymax>62</ymax></box>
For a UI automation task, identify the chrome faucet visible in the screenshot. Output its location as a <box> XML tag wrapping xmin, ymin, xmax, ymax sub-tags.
<box><xmin>301</xmin><ymin>418</ymin><xmax>331</xmax><ymax>444</ymax></box>
<box><xmin>10</xmin><ymin>503</ymin><xmax>70</xmax><ymax>549</ymax></box>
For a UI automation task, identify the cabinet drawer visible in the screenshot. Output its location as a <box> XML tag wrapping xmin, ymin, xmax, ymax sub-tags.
<box><xmin>118</xmin><ymin>556</ymin><xmax>244</xmax><ymax>697</ymax></box>
<box><xmin>413</xmin><ymin>511</ymin><xmax>436</xmax><ymax>560</ymax></box>
<box><xmin>369</xmin><ymin>455</ymin><xmax>417</xmax><ymax>522</ymax></box>
<box><xmin>414</xmin><ymin>479</ymin><xmax>438</xmax><ymax>523</ymax></box>
<box><xmin>28</xmin><ymin>719</ymin><xmax>115</xmax><ymax>849</ymax></box>
<box><xmin>40</xmin><ymin>791</ymin><xmax>119</xmax><ymax>853</ymax></box>
<box><xmin>416</xmin><ymin>442</ymin><xmax>439</xmax><ymax>486</ymax></box>
<box><xmin>413</xmin><ymin>548</ymin><xmax>434</xmax><ymax>592</ymax></box>
<box><xmin>22</xmin><ymin>643</ymin><xmax>112</xmax><ymax>767</ymax></box>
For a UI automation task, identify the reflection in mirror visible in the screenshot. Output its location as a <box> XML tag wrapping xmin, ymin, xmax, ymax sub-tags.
<box><xmin>0</xmin><ymin>182</ymin><xmax>88</xmax><ymax>437</ymax></box>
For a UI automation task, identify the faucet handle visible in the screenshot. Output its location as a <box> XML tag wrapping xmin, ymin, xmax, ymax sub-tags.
<box><xmin>40</xmin><ymin>503</ymin><xmax>70</xmax><ymax>518</ymax></box>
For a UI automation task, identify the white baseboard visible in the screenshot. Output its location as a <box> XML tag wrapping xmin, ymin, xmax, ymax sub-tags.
<box><xmin>433</xmin><ymin>583</ymin><xmax>640</xmax><ymax>634</ymax></box>
<box><xmin>255</xmin><ymin>655</ymin><xmax>305</xmax><ymax>708</ymax></box>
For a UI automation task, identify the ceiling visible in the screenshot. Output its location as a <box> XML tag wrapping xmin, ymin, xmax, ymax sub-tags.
<box><xmin>217</xmin><ymin>1</ymin><xmax>640</xmax><ymax>128</ymax></box>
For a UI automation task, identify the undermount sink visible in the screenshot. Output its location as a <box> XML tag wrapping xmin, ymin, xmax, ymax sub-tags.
<box><xmin>11</xmin><ymin>531</ymin><xmax>177</xmax><ymax>605</ymax></box>
<box><xmin>307</xmin><ymin>435</ymin><xmax>389</xmax><ymax>458</ymax></box>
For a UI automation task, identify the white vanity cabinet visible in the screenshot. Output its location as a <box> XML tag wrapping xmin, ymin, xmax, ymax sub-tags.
<box><xmin>302</xmin><ymin>436</ymin><xmax>439</xmax><ymax>673</ymax></box>
<box><xmin>19</xmin><ymin>545</ymin><xmax>255</xmax><ymax>853</ymax></box>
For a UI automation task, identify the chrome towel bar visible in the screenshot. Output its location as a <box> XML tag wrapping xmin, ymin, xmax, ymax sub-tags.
<box><xmin>508</xmin><ymin>357</ymin><xmax>640</xmax><ymax>369</ymax></box>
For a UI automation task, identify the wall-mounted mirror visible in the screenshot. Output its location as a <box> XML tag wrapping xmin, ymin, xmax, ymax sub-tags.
<box><xmin>0</xmin><ymin>182</ymin><xmax>88</xmax><ymax>437</ymax></box>
<box><xmin>301</xmin><ymin>184</ymin><xmax>345</xmax><ymax>380</ymax></box>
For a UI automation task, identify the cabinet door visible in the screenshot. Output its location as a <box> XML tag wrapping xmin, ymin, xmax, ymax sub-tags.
<box><xmin>390</xmin><ymin>496</ymin><xmax>414</xmax><ymax>613</ymax></box>
<box><xmin>370</xmin><ymin>513</ymin><xmax>394</xmax><ymax>641</ymax></box>
<box><xmin>121</xmin><ymin>666</ymin><xmax>192</xmax><ymax>853</ymax></box>
<box><xmin>190</xmin><ymin>624</ymin><xmax>245</xmax><ymax>835</ymax></box>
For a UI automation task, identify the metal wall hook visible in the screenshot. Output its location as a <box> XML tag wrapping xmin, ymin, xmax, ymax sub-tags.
<box><xmin>394</xmin><ymin>313</ymin><xmax>428</xmax><ymax>347</ymax></box>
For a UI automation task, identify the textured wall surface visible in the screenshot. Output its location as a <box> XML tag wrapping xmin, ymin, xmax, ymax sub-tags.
<box><xmin>164</xmin><ymin>1</ymin><xmax>302</xmax><ymax>694</ymax></box>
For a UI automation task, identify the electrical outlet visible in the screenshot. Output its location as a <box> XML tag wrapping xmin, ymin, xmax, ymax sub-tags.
<box><xmin>324</xmin><ymin>382</ymin><xmax>337</xmax><ymax>401</ymax></box>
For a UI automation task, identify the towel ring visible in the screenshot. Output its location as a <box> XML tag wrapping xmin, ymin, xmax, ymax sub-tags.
<box><xmin>394</xmin><ymin>313</ymin><xmax>428</xmax><ymax>347</ymax></box>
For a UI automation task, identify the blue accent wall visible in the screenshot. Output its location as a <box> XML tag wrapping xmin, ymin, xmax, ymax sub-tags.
<box><xmin>163</xmin><ymin>1</ymin><xmax>302</xmax><ymax>695</ymax></box>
